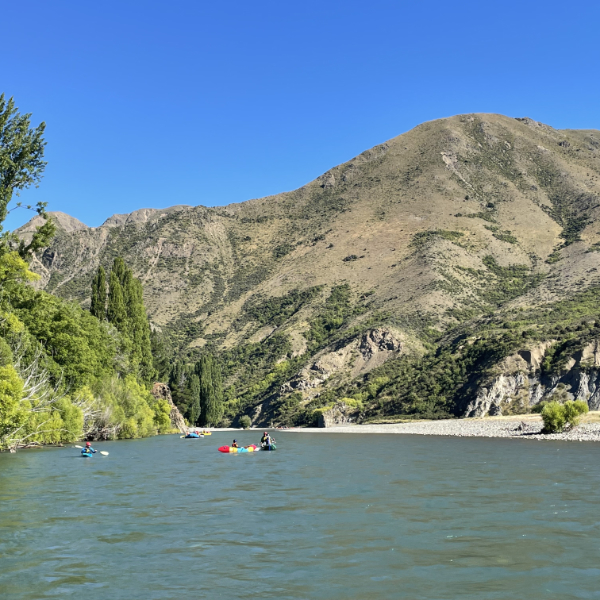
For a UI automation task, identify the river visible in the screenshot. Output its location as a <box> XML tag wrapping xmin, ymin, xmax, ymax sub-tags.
<box><xmin>1</xmin><ymin>431</ymin><xmax>600</xmax><ymax>599</ymax></box>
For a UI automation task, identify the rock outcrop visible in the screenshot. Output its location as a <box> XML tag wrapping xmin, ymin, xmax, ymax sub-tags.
<box><xmin>151</xmin><ymin>382</ymin><xmax>187</xmax><ymax>433</ymax></box>
<box><xmin>318</xmin><ymin>402</ymin><xmax>360</xmax><ymax>428</ymax></box>
<box><xmin>464</xmin><ymin>339</ymin><xmax>600</xmax><ymax>417</ymax></box>
<box><xmin>280</xmin><ymin>328</ymin><xmax>403</xmax><ymax>398</ymax></box>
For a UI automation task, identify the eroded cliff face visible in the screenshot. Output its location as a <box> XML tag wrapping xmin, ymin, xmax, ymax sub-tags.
<box><xmin>280</xmin><ymin>328</ymin><xmax>403</xmax><ymax>399</ymax></box>
<box><xmin>465</xmin><ymin>340</ymin><xmax>600</xmax><ymax>417</ymax></box>
<box><xmin>151</xmin><ymin>382</ymin><xmax>186</xmax><ymax>433</ymax></box>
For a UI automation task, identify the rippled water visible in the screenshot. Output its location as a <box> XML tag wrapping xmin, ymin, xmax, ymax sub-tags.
<box><xmin>1</xmin><ymin>432</ymin><xmax>600</xmax><ymax>599</ymax></box>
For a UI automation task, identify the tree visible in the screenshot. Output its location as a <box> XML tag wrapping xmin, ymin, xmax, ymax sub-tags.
<box><xmin>90</xmin><ymin>266</ymin><xmax>107</xmax><ymax>319</ymax></box>
<box><xmin>0</xmin><ymin>94</ymin><xmax>55</xmax><ymax>259</ymax></box>
<box><xmin>107</xmin><ymin>269</ymin><xmax>127</xmax><ymax>332</ymax></box>
<box><xmin>197</xmin><ymin>354</ymin><xmax>223</xmax><ymax>427</ymax></box>
<box><xmin>151</xmin><ymin>329</ymin><xmax>172</xmax><ymax>381</ymax></box>
<box><xmin>186</xmin><ymin>374</ymin><xmax>201</xmax><ymax>426</ymax></box>
<box><xmin>104</xmin><ymin>257</ymin><xmax>154</xmax><ymax>382</ymax></box>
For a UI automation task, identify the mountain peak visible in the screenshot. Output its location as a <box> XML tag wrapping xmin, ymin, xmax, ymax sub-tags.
<box><xmin>16</xmin><ymin>211</ymin><xmax>88</xmax><ymax>235</ymax></box>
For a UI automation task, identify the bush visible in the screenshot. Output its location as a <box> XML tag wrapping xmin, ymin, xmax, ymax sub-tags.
<box><xmin>541</xmin><ymin>399</ymin><xmax>588</xmax><ymax>433</ymax></box>
<box><xmin>541</xmin><ymin>401</ymin><xmax>566</xmax><ymax>432</ymax></box>
<box><xmin>563</xmin><ymin>399</ymin><xmax>589</xmax><ymax>427</ymax></box>
<box><xmin>239</xmin><ymin>415</ymin><xmax>252</xmax><ymax>429</ymax></box>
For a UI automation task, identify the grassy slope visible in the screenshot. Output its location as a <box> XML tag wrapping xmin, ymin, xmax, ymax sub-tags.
<box><xmin>22</xmin><ymin>113</ymin><xmax>600</xmax><ymax>424</ymax></box>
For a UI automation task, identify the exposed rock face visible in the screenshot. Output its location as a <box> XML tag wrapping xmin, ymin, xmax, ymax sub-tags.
<box><xmin>151</xmin><ymin>382</ymin><xmax>187</xmax><ymax>432</ymax></box>
<box><xmin>280</xmin><ymin>328</ymin><xmax>402</xmax><ymax>397</ymax></box>
<box><xmin>464</xmin><ymin>339</ymin><xmax>600</xmax><ymax>417</ymax></box>
<box><xmin>359</xmin><ymin>328</ymin><xmax>401</xmax><ymax>359</ymax></box>
<box><xmin>318</xmin><ymin>402</ymin><xmax>359</xmax><ymax>428</ymax></box>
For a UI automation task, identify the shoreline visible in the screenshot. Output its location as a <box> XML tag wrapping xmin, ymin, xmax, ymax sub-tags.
<box><xmin>278</xmin><ymin>415</ymin><xmax>600</xmax><ymax>442</ymax></box>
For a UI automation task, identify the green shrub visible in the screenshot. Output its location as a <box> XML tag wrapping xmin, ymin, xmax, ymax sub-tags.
<box><xmin>239</xmin><ymin>415</ymin><xmax>252</xmax><ymax>429</ymax></box>
<box><xmin>541</xmin><ymin>399</ymin><xmax>588</xmax><ymax>433</ymax></box>
<box><xmin>563</xmin><ymin>399</ymin><xmax>589</xmax><ymax>427</ymax></box>
<box><xmin>541</xmin><ymin>401</ymin><xmax>566</xmax><ymax>432</ymax></box>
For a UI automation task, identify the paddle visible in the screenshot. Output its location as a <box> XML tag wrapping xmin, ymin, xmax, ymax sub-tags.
<box><xmin>74</xmin><ymin>445</ymin><xmax>109</xmax><ymax>456</ymax></box>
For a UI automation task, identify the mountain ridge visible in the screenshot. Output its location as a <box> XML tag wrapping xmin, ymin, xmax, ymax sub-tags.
<box><xmin>19</xmin><ymin>112</ymin><xmax>600</xmax><ymax>425</ymax></box>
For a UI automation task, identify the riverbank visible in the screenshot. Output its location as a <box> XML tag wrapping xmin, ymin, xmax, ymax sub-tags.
<box><xmin>281</xmin><ymin>413</ymin><xmax>600</xmax><ymax>442</ymax></box>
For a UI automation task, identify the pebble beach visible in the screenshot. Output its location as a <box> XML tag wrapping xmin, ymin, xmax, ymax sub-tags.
<box><xmin>283</xmin><ymin>415</ymin><xmax>600</xmax><ymax>442</ymax></box>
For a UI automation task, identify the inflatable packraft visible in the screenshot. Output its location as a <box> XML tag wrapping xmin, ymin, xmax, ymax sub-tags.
<box><xmin>218</xmin><ymin>444</ymin><xmax>259</xmax><ymax>453</ymax></box>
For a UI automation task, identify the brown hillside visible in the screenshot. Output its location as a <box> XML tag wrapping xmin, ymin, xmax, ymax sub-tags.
<box><xmin>19</xmin><ymin>113</ymin><xmax>600</xmax><ymax>424</ymax></box>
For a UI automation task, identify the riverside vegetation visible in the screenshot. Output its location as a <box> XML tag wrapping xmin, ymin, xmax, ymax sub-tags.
<box><xmin>13</xmin><ymin>102</ymin><xmax>600</xmax><ymax>432</ymax></box>
<box><xmin>0</xmin><ymin>95</ymin><xmax>174</xmax><ymax>450</ymax></box>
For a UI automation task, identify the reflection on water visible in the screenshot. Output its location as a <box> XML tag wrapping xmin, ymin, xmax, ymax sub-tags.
<box><xmin>2</xmin><ymin>432</ymin><xmax>600</xmax><ymax>599</ymax></box>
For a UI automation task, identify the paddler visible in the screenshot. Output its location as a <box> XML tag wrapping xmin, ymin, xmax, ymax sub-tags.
<box><xmin>82</xmin><ymin>442</ymin><xmax>96</xmax><ymax>455</ymax></box>
<box><xmin>231</xmin><ymin>439</ymin><xmax>239</xmax><ymax>448</ymax></box>
<box><xmin>260</xmin><ymin>431</ymin><xmax>272</xmax><ymax>449</ymax></box>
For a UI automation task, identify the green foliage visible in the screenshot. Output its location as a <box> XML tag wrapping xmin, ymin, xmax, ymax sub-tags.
<box><xmin>411</xmin><ymin>230</ymin><xmax>464</xmax><ymax>248</ymax></box>
<box><xmin>0</xmin><ymin>364</ymin><xmax>26</xmax><ymax>444</ymax></box>
<box><xmin>273</xmin><ymin>242</ymin><xmax>294</xmax><ymax>259</ymax></box>
<box><xmin>92</xmin><ymin>376</ymin><xmax>156</xmax><ymax>439</ymax></box>
<box><xmin>541</xmin><ymin>401</ymin><xmax>564</xmax><ymax>432</ymax></box>
<box><xmin>239</xmin><ymin>415</ymin><xmax>251</xmax><ymax>429</ymax></box>
<box><xmin>464</xmin><ymin>212</ymin><xmax>496</xmax><ymax>223</ymax></box>
<box><xmin>90</xmin><ymin>265</ymin><xmax>106</xmax><ymax>319</ymax></box>
<box><xmin>492</xmin><ymin>232</ymin><xmax>518</xmax><ymax>244</ymax></box>
<box><xmin>9</xmin><ymin>285</ymin><xmax>118</xmax><ymax>387</ymax></box>
<box><xmin>563</xmin><ymin>399</ymin><xmax>589</xmax><ymax>428</ymax></box>
<box><xmin>187</xmin><ymin>374</ymin><xmax>201</xmax><ymax>426</ymax></box>
<box><xmin>306</xmin><ymin>284</ymin><xmax>354</xmax><ymax>349</ymax></box>
<box><xmin>104</xmin><ymin>257</ymin><xmax>154</xmax><ymax>383</ymax></box>
<box><xmin>0</xmin><ymin>336</ymin><xmax>12</xmax><ymax>366</ymax></box>
<box><xmin>107</xmin><ymin>269</ymin><xmax>127</xmax><ymax>332</ymax></box>
<box><xmin>197</xmin><ymin>354</ymin><xmax>224</xmax><ymax>427</ymax></box>
<box><xmin>242</xmin><ymin>287</ymin><xmax>321</xmax><ymax>327</ymax></box>
<box><xmin>150</xmin><ymin>329</ymin><xmax>172</xmax><ymax>381</ymax></box>
<box><xmin>0</xmin><ymin>94</ymin><xmax>55</xmax><ymax>258</ymax></box>
<box><xmin>480</xmin><ymin>256</ymin><xmax>544</xmax><ymax>305</ymax></box>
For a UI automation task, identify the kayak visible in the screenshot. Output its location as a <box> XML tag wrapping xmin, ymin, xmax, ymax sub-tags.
<box><xmin>81</xmin><ymin>452</ymin><xmax>93</xmax><ymax>458</ymax></box>
<box><xmin>201</xmin><ymin>432</ymin><xmax>212</xmax><ymax>436</ymax></box>
<box><xmin>218</xmin><ymin>444</ymin><xmax>259</xmax><ymax>453</ymax></box>
<box><xmin>185</xmin><ymin>433</ymin><xmax>203</xmax><ymax>438</ymax></box>
<box><xmin>261</xmin><ymin>444</ymin><xmax>277</xmax><ymax>451</ymax></box>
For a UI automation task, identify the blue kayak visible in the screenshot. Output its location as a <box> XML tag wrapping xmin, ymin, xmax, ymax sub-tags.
<box><xmin>81</xmin><ymin>452</ymin><xmax>93</xmax><ymax>458</ymax></box>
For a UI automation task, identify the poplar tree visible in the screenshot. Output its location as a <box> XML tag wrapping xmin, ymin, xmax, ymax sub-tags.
<box><xmin>90</xmin><ymin>265</ymin><xmax>107</xmax><ymax>319</ymax></box>
<box><xmin>107</xmin><ymin>269</ymin><xmax>127</xmax><ymax>332</ymax></box>
<box><xmin>187</xmin><ymin>374</ymin><xmax>201</xmax><ymax>426</ymax></box>
<box><xmin>197</xmin><ymin>355</ymin><xmax>223</xmax><ymax>427</ymax></box>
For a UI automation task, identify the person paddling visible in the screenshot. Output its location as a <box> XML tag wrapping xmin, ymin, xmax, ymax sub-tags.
<box><xmin>231</xmin><ymin>439</ymin><xmax>239</xmax><ymax>448</ymax></box>
<box><xmin>260</xmin><ymin>431</ymin><xmax>272</xmax><ymax>450</ymax></box>
<box><xmin>81</xmin><ymin>442</ymin><xmax>96</xmax><ymax>456</ymax></box>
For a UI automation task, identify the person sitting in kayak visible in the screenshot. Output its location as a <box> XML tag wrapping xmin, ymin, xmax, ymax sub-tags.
<box><xmin>231</xmin><ymin>439</ymin><xmax>239</xmax><ymax>448</ymax></box>
<box><xmin>261</xmin><ymin>432</ymin><xmax>273</xmax><ymax>449</ymax></box>
<box><xmin>82</xmin><ymin>442</ymin><xmax>96</xmax><ymax>454</ymax></box>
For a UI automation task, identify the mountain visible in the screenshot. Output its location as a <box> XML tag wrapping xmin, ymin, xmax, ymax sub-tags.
<box><xmin>19</xmin><ymin>113</ymin><xmax>600</xmax><ymax>425</ymax></box>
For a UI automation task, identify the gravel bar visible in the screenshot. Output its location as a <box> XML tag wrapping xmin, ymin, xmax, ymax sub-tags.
<box><xmin>281</xmin><ymin>417</ymin><xmax>600</xmax><ymax>442</ymax></box>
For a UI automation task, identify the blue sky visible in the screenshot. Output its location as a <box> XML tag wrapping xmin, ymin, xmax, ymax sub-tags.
<box><xmin>3</xmin><ymin>0</ymin><xmax>599</xmax><ymax>230</ymax></box>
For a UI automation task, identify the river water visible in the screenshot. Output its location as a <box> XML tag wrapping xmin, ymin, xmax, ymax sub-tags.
<box><xmin>1</xmin><ymin>431</ymin><xmax>600</xmax><ymax>599</ymax></box>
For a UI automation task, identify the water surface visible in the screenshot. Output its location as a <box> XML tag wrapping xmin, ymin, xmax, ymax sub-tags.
<box><xmin>1</xmin><ymin>432</ymin><xmax>600</xmax><ymax>599</ymax></box>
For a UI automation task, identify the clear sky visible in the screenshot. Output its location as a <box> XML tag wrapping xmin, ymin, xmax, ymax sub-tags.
<box><xmin>3</xmin><ymin>0</ymin><xmax>599</xmax><ymax>230</ymax></box>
